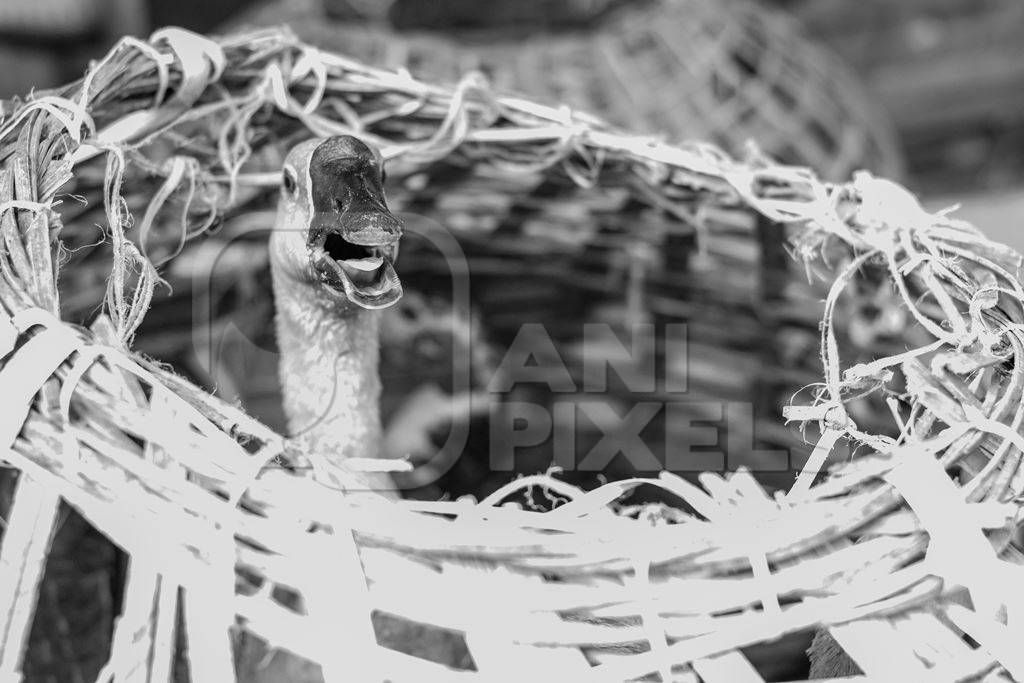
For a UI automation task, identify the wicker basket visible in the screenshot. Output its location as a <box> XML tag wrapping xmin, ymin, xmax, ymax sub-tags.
<box><xmin>1</xmin><ymin>25</ymin><xmax>1022</xmax><ymax>682</ymax></box>
<box><xmin>232</xmin><ymin>0</ymin><xmax>904</xmax><ymax>182</ymax></box>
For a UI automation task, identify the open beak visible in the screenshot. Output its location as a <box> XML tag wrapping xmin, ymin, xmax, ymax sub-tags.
<box><xmin>309</xmin><ymin>172</ymin><xmax>403</xmax><ymax>309</ymax></box>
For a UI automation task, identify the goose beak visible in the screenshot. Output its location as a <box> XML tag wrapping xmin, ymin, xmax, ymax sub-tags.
<box><xmin>314</xmin><ymin>235</ymin><xmax>403</xmax><ymax>310</ymax></box>
<box><xmin>313</xmin><ymin>202</ymin><xmax>403</xmax><ymax>310</ymax></box>
<box><xmin>306</xmin><ymin>136</ymin><xmax>403</xmax><ymax>309</ymax></box>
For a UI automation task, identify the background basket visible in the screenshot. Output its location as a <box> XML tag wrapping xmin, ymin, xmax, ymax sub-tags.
<box><xmin>232</xmin><ymin>0</ymin><xmax>904</xmax><ymax>182</ymax></box>
<box><xmin>0</xmin><ymin>25</ymin><xmax>1022</xmax><ymax>683</ymax></box>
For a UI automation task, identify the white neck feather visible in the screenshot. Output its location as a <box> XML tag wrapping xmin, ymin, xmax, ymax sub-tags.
<box><xmin>272</xmin><ymin>278</ymin><xmax>396</xmax><ymax>497</ymax></box>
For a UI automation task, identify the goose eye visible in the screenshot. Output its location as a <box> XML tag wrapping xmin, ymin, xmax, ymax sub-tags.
<box><xmin>381</xmin><ymin>169</ymin><xmax>387</xmax><ymax>185</ymax></box>
<box><xmin>282</xmin><ymin>168</ymin><xmax>298</xmax><ymax>195</ymax></box>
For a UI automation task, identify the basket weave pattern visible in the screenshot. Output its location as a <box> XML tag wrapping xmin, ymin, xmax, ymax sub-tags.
<box><xmin>0</xmin><ymin>26</ymin><xmax>1022</xmax><ymax>682</ymax></box>
<box><xmin>235</xmin><ymin>0</ymin><xmax>904</xmax><ymax>181</ymax></box>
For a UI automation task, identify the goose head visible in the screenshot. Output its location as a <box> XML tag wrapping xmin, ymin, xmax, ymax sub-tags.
<box><xmin>272</xmin><ymin>135</ymin><xmax>403</xmax><ymax>310</ymax></box>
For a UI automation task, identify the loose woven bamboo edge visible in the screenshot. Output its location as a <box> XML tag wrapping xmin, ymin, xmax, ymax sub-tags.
<box><xmin>0</xmin><ymin>25</ymin><xmax>1022</xmax><ymax>682</ymax></box>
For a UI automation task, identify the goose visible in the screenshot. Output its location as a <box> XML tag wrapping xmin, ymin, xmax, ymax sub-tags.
<box><xmin>269</xmin><ymin>134</ymin><xmax>403</xmax><ymax>498</ymax></box>
<box><xmin>238</xmin><ymin>135</ymin><xmax>471</xmax><ymax>681</ymax></box>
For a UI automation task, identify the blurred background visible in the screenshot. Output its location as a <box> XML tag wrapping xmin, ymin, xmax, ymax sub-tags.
<box><xmin>4</xmin><ymin>0</ymin><xmax>1023</xmax><ymax>247</ymax></box>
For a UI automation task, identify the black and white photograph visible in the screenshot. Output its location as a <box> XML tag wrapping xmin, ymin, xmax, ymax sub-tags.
<box><xmin>1</xmin><ymin>0</ymin><xmax>1024</xmax><ymax>681</ymax></box>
